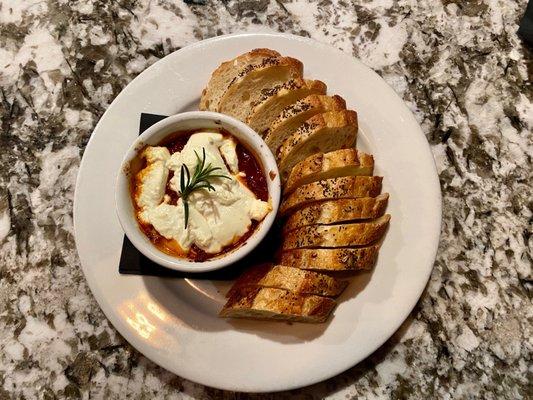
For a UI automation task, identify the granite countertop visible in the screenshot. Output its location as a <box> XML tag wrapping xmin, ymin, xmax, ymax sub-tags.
<box><xmin>0</xmin><ymin>0</ymin><xmax>531</xmax><ymax>398</ymax></box>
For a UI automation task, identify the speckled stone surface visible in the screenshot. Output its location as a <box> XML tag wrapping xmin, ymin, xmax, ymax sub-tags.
<box><xmin>0</xmin><ymin>0</ymin><xmax>532</xmax><ymax>399</ymax></box>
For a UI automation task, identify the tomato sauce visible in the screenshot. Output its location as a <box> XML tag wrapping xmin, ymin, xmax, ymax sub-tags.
<box><xmin>236</xmin><ymin>143</ymin><xmax>269</xmax><ymax>202</ymax></box>
<box><xmin>132</xmin><ymin>128</ymin><xmax>269</xmax><ymax>262</ymax></box>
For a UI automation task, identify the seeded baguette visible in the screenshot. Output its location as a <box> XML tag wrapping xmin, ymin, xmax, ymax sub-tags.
<box><xmin>280</xmin><ymin>176</ymin><xmax>382</xmax><ymax>216</ymax></box>
<box><xmin>264</xmin><ymin>94</ymin><xmax>347</xmax><ymax>156</ymax></box>
<box><xmin>282</xmin><ymin>215</ymin><xmax>390</xmax><ymax>250</ymax></box>
<box><xmin>283</xmin><ymin>194</ymin><xmax>389</xmax><ymax>233</ymax></box>
<box><xmin>246</xmin><ymin>79</ymin><xmax>327</xmax><ymax>136</ymax></box>
<box><xmin>217</xmin><ymin>56</ymin><xmax>304</xmax><ymax>122</ymax></box>
<box><xmin>284</xmin><ymin>148</ymin><xmax>374</xmax><ymax>195</ymax></box>
<box><xmin>226</xmin><ymin>264</ymin><xmax>348</xmax><ymax>298</ymax></box>
<box><xmin>277</xmin><ymin>110</ymin><xmax>358</xmax><ymax>181</ymax></box>
<box><xmin>279</xmin><ymin>246</ymin><xmax>379</xmax><ymax>271</ymax></box>
<box><xmin>219</xmin><ymin>287</ymin><xmax>336</xmax><ymax>323</ymax></box>
<box><xmin>199</xmin><ymin>48</ymin><xmax>281</xmax><ymax>111</ymax></box>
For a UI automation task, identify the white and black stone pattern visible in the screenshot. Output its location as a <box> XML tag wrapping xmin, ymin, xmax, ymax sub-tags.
<box><xmin>0</xmin><ymin>1</ymin><xmax>531</xmax><ymax>399</ymax></box>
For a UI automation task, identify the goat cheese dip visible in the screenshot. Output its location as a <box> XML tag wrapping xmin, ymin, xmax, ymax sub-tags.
<box><xmin>132</xmin><ymin>129</ymin><xmax>271</xmax><ymax>261</ymax></box>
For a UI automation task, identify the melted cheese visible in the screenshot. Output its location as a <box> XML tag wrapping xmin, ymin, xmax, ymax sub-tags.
<box><xmin>136</xmin><ymin>132</ymin><xmax>271</xmax><ymax>254</ymax></box>
<box><xmin>134</xmin><ymin>147</ymin><xmax>170</xmax><ymax>210</ymax></box>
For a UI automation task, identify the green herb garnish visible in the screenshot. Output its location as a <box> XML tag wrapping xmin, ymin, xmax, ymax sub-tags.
<box><xmin>179</xmin><ymin>147</ymin><xmax>230</xmax><ymax>228</ymax></box>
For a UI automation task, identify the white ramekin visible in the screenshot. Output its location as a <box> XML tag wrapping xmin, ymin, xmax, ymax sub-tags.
<box><xmin>115</xmin><ymin>111</ymin><xmax>281</xmax><ymax>273</ymax></box>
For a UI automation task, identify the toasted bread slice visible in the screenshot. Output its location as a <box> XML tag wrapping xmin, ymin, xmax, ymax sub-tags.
<box><xmin>199</xmin><ymin>49</ymin><xmax>281</xmax><ymax>111</ymax></box>
<box><xmin>219</xmin><ymin>287</ymin><xmax>336</xmax><ymax>323</ymax></box>
<box><xmin>217</xmin><ymin>56</ymin><xmax>304</xmax><ymax>122</ymax></box>
<box><xmin>265</xmin><ymin>95</ymin><xmax>347</xmax><ymax>157</ymax></box>
<box><xmin>226</xmin><ymin>264</ymin><xmax>348</xmax><ymax>298</ymax></box>
<box><xmin>283</xmin><ymin>194</ymin><xmax>389</xmax><ymax>233</ymax></box>
<box><xmin>282</xmin><ymin>215</ymin><xmax>390</xmax><ymax>250</ymax></box>
<box><xmin>279</xmin><ymin>246</ymin><xmax>379</xmax><ymax>271</ymax></box>
<box><xmin>279</xmin><ymin>176</ymin><xmax>382</xmax><ymax>216</ymax></box>
<box><xmin>246</xmin><ymin>79</ymin><xmax>327</xmax><ymax>136</ymax></box>
<box><xmin>278</xmin><ymin>110</ymin><xmax>358</xmax><ymax>181</ymax></box>
<box><xmin>284</xmin><ymin>148</ymin><xmax>374</xmax><ymax>195</ymax></box>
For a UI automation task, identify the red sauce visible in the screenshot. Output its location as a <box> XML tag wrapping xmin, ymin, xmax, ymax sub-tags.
<box><xmin>236</xmin><ymin>143</ymin><xmax>269</xmax><ymax>201</ymax></box>
<box><xmin>132</xmin><ymin>129</ymin><xmax>269</xmax><ymax>262</ymax></box>
<box><xmin>164</xmin><ymin>171</ymin><xmax>179</xmax><ymax>205</ymax></box>
<box><xmin>159</xmin><ymin>131</ymin><xmax>190</xmax><ymax>154</ymax></box>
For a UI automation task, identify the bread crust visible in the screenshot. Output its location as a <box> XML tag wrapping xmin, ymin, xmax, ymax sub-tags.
<box><xmin>284</xmin><ymin>148</ymin><xmax>374</xmax><ymax>194</ymax></box>
<box><xmin>283</xmin><ymin>194</ymin><xmax>389</xmax><ymax>233</ymax></box>
<box><xmin>226</xmin><ymin>264</ymin><xmax>348</xmax><ymax>298</ymax></box>
<box><xmin>282</xmin><ymin>214</ymin><xmax>390</xmax><ymax>249</ymax></box>
<box><xmin>217</xmin><ymin>56</ymin><xmax>304</xmax><ymax>119</ymax></box>
<box><xmin>268</xmin><ymin>94</ymin><xmax>347</xmax><ymax>136</ymax></box>
<box><xmin>246</xmin><ymin>79</ymin><xmax>327</xmax><ymax>135</ymax></box>
<box><xmin>219</xmin><ymin>287</ymin><xmax>336</xmax><ymax>323</ymax></box>
<box><xmin>199</xmin><ymin>48</ymin><xmax>281</xmax><ymax>111</ymax></box>
<box><xmin>279</xmin><ymin>246</ymin><xmax>379</xmax><ymax>271</ymax></box>
<box><xmin>280</xmin><ymin>176</ymin><xmax>383</xmax><ymax>216</ymax></box>
<box><xmin>277</xmin><ymin>110</ymin><xmax>358</xmax><ymax>180</ymax></box>
<box><xmin>264</xmin><ymin>94</ymin><xmax>347</xmax><ymax>157</ymax></box>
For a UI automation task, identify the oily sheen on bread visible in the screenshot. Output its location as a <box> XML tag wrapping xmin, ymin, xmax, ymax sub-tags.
<box><xmin>277</xmin><ymin>110</ymin><xmax>358</xmax><ymax>181</ymax></box>
<box><xmin>283</xmin><ymin>194</ymin><xmax>389</xmax><ymax>233</ymax></box>
<box><xmin>279</xmin><ymin>246</ymin><xmax>380</xmax><ymax>271</ymax></box>
<box><xmin>219</xmin><ymin>287</ymin><xmax>336</xmax><ymax>323</ymax></box>
<box><xmin>199</xmin><ymin>48</ymin><xmax>281</xmax><ymax>111</ymax></box>
<box><xmin>217</xmin><ymin>56</ymin><xmax>304</xmax><ymax>122</ymax></box>
<box><xmin>284</xmin><ymin>148</ymin><xmax>374</xmax><ymax>195</ymax></box>
<box><xmin>264</xmin><ymin>94</ymin><xmax>347</xmax><ymax>155</ymax></box>
<box><xmin>282</xmin><ymin>215</ymin><xmax>391</xmax><ymax>250</ymax></box>
<box><xmin>279</xmin><ymin>176</ymin><xmax>383</xmax><ymax>216</ymax></box>
<box><xmin>246</xmin><ymin>79</ymin><xmax>327</xmax><ymax>136</ymax></box>
<box><xmin>226</xmin><ymin>264</ymin><xmax>348</xmax><ymax>298</ymax></box>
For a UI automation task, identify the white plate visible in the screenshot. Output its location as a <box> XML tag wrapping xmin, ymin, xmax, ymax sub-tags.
<box><xmin>74</xmin><ymin>33</ymin><xmax>441</xmax><ymax>393</ymax></box>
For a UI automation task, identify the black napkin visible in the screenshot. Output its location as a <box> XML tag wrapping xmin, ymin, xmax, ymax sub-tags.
<box><xmin>118</xmin><ymin>113</ymin><xmax>278</xmax><ymax>279</ymax></box>
<box><xmin>519</xmin><ymin>0</ymin><xmax>533</xmax><ymax>45</ymax></box>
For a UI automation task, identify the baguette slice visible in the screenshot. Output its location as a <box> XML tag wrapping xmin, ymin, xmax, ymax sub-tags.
<box><xmin>284</xmin><ymin>148</ymin><xmax>374</xmax><ymax>195</ymax></box>
<box><xmin>199</xmin><ymin>49</ymin><xmax>281</xmax><ymax>111</ymax></box>
<box><xmin>265</xmin><ymin>94</ymin><xmax>347</xmax><ymax>157</ymax></box>
<box><xmin>282</xmin><ymin>215</ymin><xmax>391</xmax><ymax>250</ymax></box>
<box><xmin>283</xmin><ymin>194</ymin><xmax>389</xmax><ymax>233</ymax></box>
<box><xmin>217</xmin><ymin>56</ymin><xmax>304</xmax><ymax>122</ymax></box>
<box><xmin>278</xmin><ymin>110</ymin><xmax>358</xmax><ymax>181</ymax></box>
<box><xmin>226</xmin><ymin>264</ymin><xmax>348</xmax><ymax>298</ymax></box>
<box><xmin>279</xmin><ymin>246</ymin><xmax>379</xmax><ymax>271</ymax></box>
<box><xmin>280</xmin><ymin>176</ymin><xmax>383</xmax><ymax>216</ymax></box>
<box><xmin>219</xmin><ymin>287</ymin><xmax>336</xmax><ymax>323</ymax></box>
<box><xmin>246</xmin><ymin>79</ymin><xmax>327</xmax><ymax>136</ymax></box>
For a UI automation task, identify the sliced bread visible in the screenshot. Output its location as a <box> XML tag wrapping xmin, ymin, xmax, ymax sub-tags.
<box><xmin>284</xmin><ymin>148</ymin><xmax>374</xmax><ymax>195</ymax></box>
<box><xmin>217</xmin><ymin>56</ymin><xmax>304</xmax><ymax>122</ymax></box>
<box><xmin>226</xmin><ymin>264</ymin><xmax>348</xmax><ymax>298</ymax></box>
<box><xmin>283</xmin><ymin>194</ymin><xmax>389</xmax><ymax>233</ymax></box>
<box><xmin>279</xmin><ymin>246</ymin><xmax>379</xmax><ymax>271</ymax></box>
<box><xmin>219</xmin><ymin>287</ymin><xmax>336</xmax><ymax>323</ymax></box>
<box><xmin>279</xmin><ymin>176</ymin><xmax>383</xmax><ymax>216</ymax></box>
<box><xmin>199</xmin><ymin>48</ymin><xmax>281</xmax><ymax>111</ymax></box>
<box><xmin>277</xmin><ymin>110</ymin><xmax>358</xmax><ymax>181</ymax></box>
<box><xmin>281</xmin><ymin>215</ymin><xmax>391</xmax><ymax>250</ymax></box>
<box><xmin>246</xmin><ymin>79</ymin><xmax>327</xmax><ymax>136</ymax></box>
<box><xmin>264</xmin><ymin>94</ymin><xmax>347</xmax><ymax>157</ymax></box>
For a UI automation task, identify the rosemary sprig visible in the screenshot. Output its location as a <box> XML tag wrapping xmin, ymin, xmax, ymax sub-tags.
<box><xmin>179</xmin><ymin>147</ymin><xmax>230</xmax><ymax>228</ymax></box>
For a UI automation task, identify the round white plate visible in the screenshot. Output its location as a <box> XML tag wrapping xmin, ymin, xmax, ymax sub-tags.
<box><xmin>74</xmin><ymin>33</ymin><xmax>441</xmax><ymax>393</ymax></box>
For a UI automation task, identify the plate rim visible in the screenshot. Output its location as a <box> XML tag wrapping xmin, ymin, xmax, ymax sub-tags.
<box><xmin>74</xmin><ymin>32</ymin><xmax>442</xmax><ymax>393</ymax></box>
